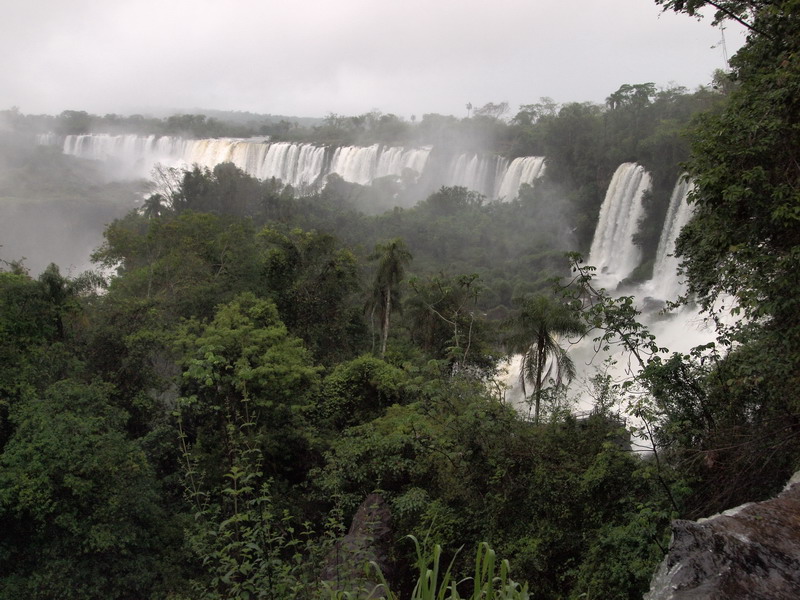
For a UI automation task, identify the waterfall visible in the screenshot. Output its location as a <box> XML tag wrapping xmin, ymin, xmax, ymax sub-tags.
<box><xmin>588</xmin><ymin>163</ymin><xmax>652</xmax><ymax>289</ymax></box>
<box><xmin>441</xmin><ymin>153</ymin><xmax>506</xmax><ymax>198</ymax></box>
<box><xmin>43</xmin><ymin>134</ymin><xmax>545</xmax><ymax>202</ymax></box>
<box><xmin>648</xmin><ymin>177</ymin><xmax>694</xmax><ymax>301</ymax></box>
<box><xmin>495</xmin><ymin>157</ymin><xmax>546</xmax><ymax>200</ymax></box>
<box><xmin>63</xmin><ymin>133</ymin><xmax>187</xmax><ymax>177</ymax></box>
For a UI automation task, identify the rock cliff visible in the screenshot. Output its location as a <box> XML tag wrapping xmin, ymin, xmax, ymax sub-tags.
<box><xmin>320</xmin><ymin>493</ymin><xmax>393</xmax><ymax>598</ymax></box>
<box><xmin>645</xmin><ymin>472</ymin><xmax>800</xmax><ymax>599</ymax></box>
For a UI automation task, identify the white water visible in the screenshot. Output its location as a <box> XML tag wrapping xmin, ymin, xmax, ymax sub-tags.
<box><xmin>502</xmin><ymin>170</ymin><xmax>720</xmax><ymax>430</ymax></box>
<box><xmin>56</xmin><ymin>134</ymin><xmax>331</xmax><ymax>191</ymax></box>
<box><xmin>569</xmin><ymin>173</ymin><xmax>717</xmax><ymax>431</ymax></box>
<box><xmin>41</xmin><ymin>134</ymin><xmax>545</xmax><ymax>202</ymax></box>
<box><xmin>646</xmin><ymin>177</ymin><xmax>694</xmax><ymax>301</ymax></box>
<box><xmin>441</xmin><ymin>153</ymin><xmax>506</xmax><ymax>198</ymax></box>
<box><xmin>495</xmin><ymin>157</ymin><xmax>546</xmax><ymax>200</ymax></box>
<box><xmin>588</xmin><ymin>163</ymin><xmax>652</xmax><ymax>289</ymax></box>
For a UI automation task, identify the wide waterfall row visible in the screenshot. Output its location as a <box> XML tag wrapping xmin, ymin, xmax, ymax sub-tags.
<box><xmin>60</xmin><ymin>134</ymin><xmax>330</xmax><ymax>190</ymax></box>
<box><xmin>50</xmin><ymin>132</ymin><xmax>694</xmax><ymax>302</ymax></box>
<box><xmin>587</xmin><ymin>163</ymin><xmax>652</xmax><ymax>289</ymax></box>
<box><xmin>46</xmin><ymin>134</ymin><xmax>546</xmax><ymax>201</ymax></box>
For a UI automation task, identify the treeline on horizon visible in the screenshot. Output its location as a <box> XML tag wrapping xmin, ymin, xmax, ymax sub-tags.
<box><xmin>4</xmin><ymin>78</ymin><xmax>724</xmax><ymax>165</ymax></box>
<box><xmin>2</xmin><ymin>77</ymin><xmax>727</xmax><ymax>267</ymax></box>
<box><xmin>2</xmin><ymin>1</ymin><xmax>800</xmax><ymax>598</ymax></box>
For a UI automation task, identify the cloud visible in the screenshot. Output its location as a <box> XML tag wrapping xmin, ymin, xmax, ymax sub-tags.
<box><xmin>0</xmin><ymin>0</ymin><xmax>744</xmax><ymax>118</ymax></box>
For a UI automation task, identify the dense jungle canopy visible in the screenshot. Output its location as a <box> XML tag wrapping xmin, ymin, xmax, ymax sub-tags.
<box><xmin>1</xmin><ymin>1</ymin><xmax>799</xmax><ymax>598</ymax></box>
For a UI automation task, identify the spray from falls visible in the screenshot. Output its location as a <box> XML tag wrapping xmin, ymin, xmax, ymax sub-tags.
<box><xmin>505</xmin><ymin>168</ymin><xmax>712</xmax><ymax>423</ymax></box>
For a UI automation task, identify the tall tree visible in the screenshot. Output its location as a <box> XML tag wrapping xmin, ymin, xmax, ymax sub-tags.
<box><xmin>651</xmin><ymin>0</ymin><xmax>800</xmax><ymax>510</ymax></box>
<box><xmin>505</xmin><ymin>294</ymin><xmax>585</xmax><ymax>423</ymax></box>
<box><xmin>369</xmin><ymin>238</ymin><xmax>412</xmax><ymax>358</ymax></box>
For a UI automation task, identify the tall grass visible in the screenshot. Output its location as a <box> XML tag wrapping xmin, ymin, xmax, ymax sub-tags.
<box><xmin>360</xmin><ymin>536</ymin><xmax>529</xmax><ymax>600</ymax></box>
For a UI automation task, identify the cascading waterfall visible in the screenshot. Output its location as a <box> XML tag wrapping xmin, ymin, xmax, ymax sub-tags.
<box><xmin>647</xmin><ymin>176</ymin><xmax>694</xmax><ymax>301</ymax></box>
<box><xmin>328</xmin><ymin>145</ymin><xmax>381</xmax><ymax>186</ymax></box>
<box><xmin>587</xmin><ymin>163</ymin><xmax>652</xmax><ymax>289</ymax></box>
<box><xmin>39</xmin><ymin>131</ymin><xmax>726</xmax><ymax>425</ymax></box>
<box><xmin>493</xmin><ymin>163</ymin><xmax>719</xmax><ymax>427</ymax></box>
<box><xmin>569</xmin><ymin>167</ymin><xmax>714</xmax><ymax>426</ymax></box>
<box><xmin>442</xmin><ymin>153</ymin><xmax>507</xmax><ymax>198</ymax></box>
<box><xmin>251</xmin><ymin>142</ymin><xmax>326</xmax><ymax>189</ymax></box>
<box><xmin>495</xmin><ymin>157</ymin><xmax>546</xmax><ymax>199</ymax></box>
<box><xmin>43</xmin><ymin>134</ymin><xmax>544</xmax><ymax>201</ymax></box>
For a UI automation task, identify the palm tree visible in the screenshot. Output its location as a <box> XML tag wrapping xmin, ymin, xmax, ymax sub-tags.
<box><xmin>142</xmin><ymin>193</ymin><xmax>167</xmax><ymax>219</ymax></box>
<box><xmin>505</xmin><ymin>294</ymin><xmax>585</xmax><ymax>424</ymax></box>
<box><xmin>369</xmin><ymin>239</ymin><xmax>412</xmax><ymax>358</ymax></box>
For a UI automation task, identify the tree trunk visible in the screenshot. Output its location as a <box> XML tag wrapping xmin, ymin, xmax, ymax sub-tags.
<box><xmin>380</xmin><ymin>285</ymin><xmax>391</xmax><ymax>358</ymax></box>
<box><xmin>534</xmin><ymin>336</ymin><xmax>546</xmax><ymax>425</ymax></box>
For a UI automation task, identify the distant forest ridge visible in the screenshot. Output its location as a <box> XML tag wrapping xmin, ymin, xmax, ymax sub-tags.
<box><xmin>5</xmin><ymin>80</ymin><xmax>729</xmax><ymax>260</ymax></box>
<box><xmin>171</xmin><ymin>107</ymin><xmax>325</xmax><ymax>128</ymax></box>
<box><xmin>2</xmin><ymin>80</ymin><xmax>727</xmax><ymax>156</ymax></box>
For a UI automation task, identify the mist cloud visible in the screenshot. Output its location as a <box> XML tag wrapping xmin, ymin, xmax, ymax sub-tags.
<box><xmin>1</xmin><ymin>0</ymin><xmax>744</xmax><ymax>118</ymax></box>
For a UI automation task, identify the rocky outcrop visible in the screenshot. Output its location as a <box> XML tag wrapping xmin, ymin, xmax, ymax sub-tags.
<box><xmin>645</xmin><ymin>472</ymin><xmax>800</xmax><ymax>599</ymax></box>
<box><xmin>320</xmin><ymin>493</ymin><xmax>393</xmax><ymax>598</ymax></box>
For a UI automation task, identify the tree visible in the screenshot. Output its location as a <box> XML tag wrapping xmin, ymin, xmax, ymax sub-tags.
<box><xmin>654</xmin><ymin>0</ymin><xmax>770</xmax><ymax>37</ymax></box>
<box><xmin>258</xmin><ymin>227</ymin><xmax>365</xmax><ymax>364</ymax></box>
<box><xmin>505</xmin><ymin>295</ymin><xmax>585</xmax><ymax>423</ymax></box>
<box><xmin>605</xmin><ymin>83</ymin><xmax>656</xmax><ymax>110</ymax></box>
<box><xmin>512</xmin><ymin>97</ymin><xmax>559</xmax><ymax>127</ymax></box>
<box><xmin>653</xmin><ymin>0</ymin><xmax>800</xmax><ymax>511</ymax></box>
<box><xmin>175</xmin><ymin>292</ymin><xmax>319</xmax><ymax>484</ymax></box>
<box><xmin>0</xmin><ymin>380</ymin><xmax>168</xmax><ymax>599</ymax></box>
<box><xmin>419</xmin><ymin>186</ymin><xmax>484</xmax><ymax>217</ymax></box>
<box><xmin>669</xmin><ymin>0</ymin><xmax>800</xmax><ymax>332</ymax></box>
<box><xmin>406</xmin><ymin>272</ymin><xmax>494</xmax><ymax>372</ymax></box>
<box><xmin>95</xmin><ymin>211</ymin><xmax>261</xmax><ymax>320</ymax></box>
<box><xmin>473</xmin><ymin>101</ymin><xmax>510</xmax><ymax>120</ymax></box>
<box><xmin>369</xmin><ymin>239</ymin><xmax>412</xmax><ymax>358</ymax></box>
<box><xmin>142</xmin><ymin>193</ymin><xmax>167</xmax><ymax>219</ymax></box>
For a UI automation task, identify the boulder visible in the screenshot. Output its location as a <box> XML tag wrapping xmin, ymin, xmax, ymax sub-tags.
<box><xmin>320</xmin><ymin>493</ymin><xmax>393</xmax><ymax>598</ymax></box>
<box><xmin>645</xmin><ymin>472</ymin><xmax>800</xmax><ymax>599</ymax></box>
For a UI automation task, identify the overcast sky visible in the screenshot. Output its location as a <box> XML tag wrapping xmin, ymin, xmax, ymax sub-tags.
<box><xmin>1</xmin><ymin>0</ymin><xmax>746</xmax><ymax>119</ymax></box>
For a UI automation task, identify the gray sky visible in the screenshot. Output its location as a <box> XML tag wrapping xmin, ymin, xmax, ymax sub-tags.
<box><xmin>1</xmin><ymin>0</ymin><xmax>745</xmax><ymax>119</ymax></box>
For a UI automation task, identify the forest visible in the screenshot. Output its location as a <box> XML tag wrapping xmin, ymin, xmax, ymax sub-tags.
<box><xmin>1</xmin><ymin>1</ymin><xmax>799</xmax><ymax>599</ymax></box>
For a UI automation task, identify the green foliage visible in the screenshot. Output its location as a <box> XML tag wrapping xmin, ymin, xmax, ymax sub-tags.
<box><xmin>0</xmin><ymin>380</ymin><xmax>171</xmax><ymax>599</ymax></box>
<box><xmin>656</xmin><ymin>0</ymin><xmax>800</xmax><ymax>512</ymax></box>
<box><xmin>654</xmin><ymin>0</ymin><xmax>765</xmax><ymax>35</ymax></box>
<box><xmin>259</xmin><ymin>227</ymin><xmax>366</xmax><ymax>364</ymax></box>
<box><xmin>369</xmin><ymin>238</ymin><xmax>413</xmax><ymax>358</ymax></box>
<box><xmin>417</xmin><ymin>186</ymin><xmax>485</xmax><ymax>217</ymax></box>
<box><xmin>675</xmin><ymin>0</ymin><xmax>800</xmax><ymax>333</ymax></box>
<box><xmin>504</xmin><ymin>294</ymin><xmax>585</xmax><ymax>423</ymax></box>
<box><xmin>570</xmin><ymin>514</ymin><xmax>667</xmax><ymax>600</ymax></box>
<box><xmin>316</xmin><ymin>355</ymin><xmax>410</xmax><ymax>431</ymax></box>
<box><xmin>8</xmin><ymin>29</ymin><xmax>786</xmax><ymax>597</ymax></box>
<box><xmin>95</xmin><ymin>210</ymin><xmax>263</xmax><ymax>320</ymax></box>
<box><xmin>384</xmin><ymin>536</ymin><xmax>529</xmax><ymax>600</ymax></box>
<box><xmin>186</xmin><ymin>468</ymin><xmax>326</xmax><ymax>600</ymax></box>
<box><xmin>176</xmin><ymin>292</ymin><xmax>319</xmax><ymax>484</ymax></box>
<box><xmin>406</xmin><ymin>273</ymin><xmax>496</xmax><ymax>372</ymax></box>
<box><xmin>0</xmin><ymin>264</ymin><xmax>103</xmax><ymax>447</ymax></box>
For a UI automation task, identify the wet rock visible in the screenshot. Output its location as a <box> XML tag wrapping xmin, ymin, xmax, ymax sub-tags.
<box><xmin>320</xmin><ymin>493</ymin><xmax>393</xmax><ymax>598</ymax></box>
<box><xmin>645</xmin><ymin>472</ymin><xmax>800</xmax><ymax>599</ymax></box>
